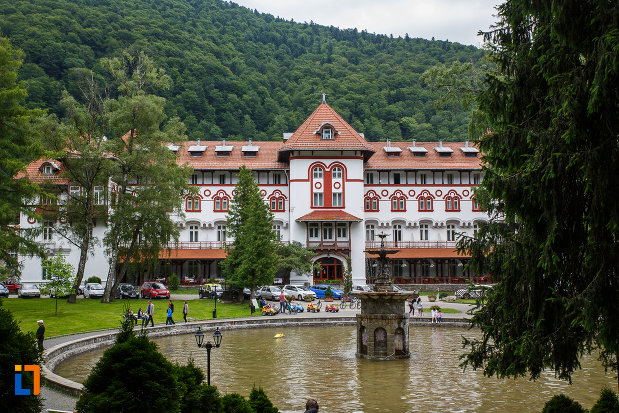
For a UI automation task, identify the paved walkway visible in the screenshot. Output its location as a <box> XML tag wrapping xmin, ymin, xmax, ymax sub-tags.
<box><xmin>40</xmin><ymin>296</ymin><xmax>474</xmax><ymax>412</ymax></box>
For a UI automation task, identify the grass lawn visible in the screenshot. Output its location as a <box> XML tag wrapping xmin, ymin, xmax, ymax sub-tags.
<box><xmin>1</xmin><ymin>297</ymin><xmax>256</xmax><ymax>337</ymax></box>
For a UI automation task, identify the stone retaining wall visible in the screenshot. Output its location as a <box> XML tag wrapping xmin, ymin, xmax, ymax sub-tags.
<box><xmin>42</xmin><ymin>316</ymin><xmax>469</xmax><ymax>396</ymax></box>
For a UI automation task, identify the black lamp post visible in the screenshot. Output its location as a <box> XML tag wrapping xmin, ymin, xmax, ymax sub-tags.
<box><xmin>194</xmin><ymin>327</ymin><xmax>223</xmax><ymax>385</ymax></box>
<box><xmin>213</xmin><ymin>293</ymin><xmax>217</xmax><ymax>319</ymax></box>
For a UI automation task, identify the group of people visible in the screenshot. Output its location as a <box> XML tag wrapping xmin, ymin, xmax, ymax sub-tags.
<box><xmin>134</xmin><ymin>300</ymin><xmax>190</xmax><ymax>327</ymax></box>
<box><xmin>431</xmin><ymin>307</ymin><xmax>443</xmax><ymax>324</ymax></box>
<box><xmin>408</xmin><ymin>297</ymin><xmax>424</xmax><ymax>316</ymax></box>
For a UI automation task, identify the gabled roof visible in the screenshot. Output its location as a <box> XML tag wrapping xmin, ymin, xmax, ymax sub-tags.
<box><xmin>296</xmin><ymin>210</ymin><xmax>363</xmax><ymax>222</ymax></box>
<box><xmin>278</xmin><ymin>102</ymin><xmax>375</xmax><ymax>161</ymax></box>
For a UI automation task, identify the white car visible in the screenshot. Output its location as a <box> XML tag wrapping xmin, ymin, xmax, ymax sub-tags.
<box><xmin>282</xmin><ymin>285</ymin><xmax>316</xmax><ymax>301</ymax></box>
<box><xmin>18</xmin><ymin>284</ymin><xmax>41</xmax><ymax>298</ymax></box>
<box><xmin>84</xmin><ymin>283</ymin><xmax>105</xmax><ymax>298</ymax></box>
<box><xmin>353</xmin><ymin>285</ymin><xmax>373</xmax><ymax>293</ymax></box>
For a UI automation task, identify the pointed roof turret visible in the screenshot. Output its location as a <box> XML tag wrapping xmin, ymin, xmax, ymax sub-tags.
<box><xmin>278</xmin><ymin>100</ymin><xmax>375</xmax><ymax>161</ymax></box>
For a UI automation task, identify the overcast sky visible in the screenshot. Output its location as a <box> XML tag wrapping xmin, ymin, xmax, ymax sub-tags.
<box><xmin>231</xmin><ymin>0</ymin><xmax>501</xmax><ymax>47</ymax></box>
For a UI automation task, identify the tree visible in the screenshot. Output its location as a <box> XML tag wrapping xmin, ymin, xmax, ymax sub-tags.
<box><xmin>273</xmin><ymin>241</ymin><xmax>315</xmax><ymax>281</ymax></box>
<box><xmin>0</xmin><ymin>37</ymin><xmax>44</xmax><ymax>279</ymax></box>
<box><xmin>342</xmin><ymin>257</ymin><xmax>353</xmax><ymax>296</ymax></box>
<box><xmin>0</xmin><ymin>302</ymin><xmax>42</xmax><ymax>412</ymax></box>
<box><xmin>222</xmin><ymin>166</ymin><xmax>278</xmax><ymax>302</ymax></box>
<box><xmin>39</xmin><ymin>253</ymin><xmax>75</xmax><ymax>316</ymax></box>
<box><xmin>459</xmin><ymin>0</ymin><xmax>619</xmax><ymax>391</ymax></box>
<box><xmin>101</xmin><ymin>50</ymin><xmax>192</xmax><ymax>302</ymax></box>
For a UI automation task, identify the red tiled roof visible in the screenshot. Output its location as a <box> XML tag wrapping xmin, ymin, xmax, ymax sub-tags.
<box><xmin>278</xmin><ymin>103</ymin><xmax>375</xmax><ymax>158</ymax></box>
<box><xmin>296</xmin><ymin>210</ymin><xmax>363</xmax><ymax>222</ymax></box>
<box><xmin>16</xmin><ymin>158</ymin><xmax>69</xmax><ymax>184</ymax></box>
<box><xmin>365</xmin><ymin>248</ymin><xmax>470</xmax><ymax>259</ymax></box>
<box><xmin>159</xmin><ymin>249</ymin><xmax>227</xmax><ymax>260</ymax></box>
<box><xmin>176</xmin><ymin>141</ymin><xmax>288</xmax><ymax>170</ymax></box>
<box><xmin>365</xmin><ymin>141</ymin><xmax>482</xmax><ymax>170</ymax></box>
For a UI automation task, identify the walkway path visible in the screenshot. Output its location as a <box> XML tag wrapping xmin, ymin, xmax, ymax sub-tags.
<box><xmin>40</xmin><ymin>296</ymin><xmax>474</xmax><ymax>412</ymax></box>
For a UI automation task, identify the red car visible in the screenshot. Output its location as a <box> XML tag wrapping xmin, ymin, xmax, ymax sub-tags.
<box><xmin>140</xmin><ymin>282</ymin><xmax>170</xmax><ymax>299</ymax></box>
<box><xmin>1</xmin><ymin>280</ymin><xmax>22</xmax><ymax>294</ymax></box>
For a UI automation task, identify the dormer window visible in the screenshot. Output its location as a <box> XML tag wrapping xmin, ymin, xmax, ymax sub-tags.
<box><xmin>43</xmin><ymin>164</ymin><xmax>53</xmax><ymax>175</ymax></box>
<box><xmin>322</xmin><ymin>127</ymin><xmax>333</xmax><ymax>140</ymax></box>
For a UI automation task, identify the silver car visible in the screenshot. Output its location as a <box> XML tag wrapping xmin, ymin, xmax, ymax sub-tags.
<box><xmin>282</xmin><ymin>285</ymin><xmax>316</xmax><ymax>301</ymax></box>
<box><xmin>18</xmin><ymin>284</ymin><xmax>41</xmax><ymax>298</ymax></box>
<box><xmin>255</xmin><ymin>286</ymin><xmax>282</xmax><ymax>301</ymax></box>
<box><xmin>0</xmin><ymin>283</ymin><xmax>10</xmax><ymax>298</ymax></box>
<box><xmin>84</xmin><ymin>283</ymin><xmax>105</xmax><ymax>298</ymax></box>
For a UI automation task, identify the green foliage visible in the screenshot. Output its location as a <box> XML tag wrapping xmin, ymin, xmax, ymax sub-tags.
<box><xmin>76</xmin><ymin>334</ymin><xmax>180</xmax><ymax>412</ymax></box>
<box><xmin>541</xmin><ymin>394</ymin><xmax>585</xmax><ymax>413</ymax></box>
<box><xmin>86</xmin><ymin>276</ymin><xmax>102</xmax><ymax>284</ymax></box>
<box><xmin>590</xmin><ymin>388</ymin><xmax>619</xmax><ymax>413</ymax></box>
<box><xmin>0</xmin><ymin>302</ymin><xmax>42</xmax><ymax>412</ymax></box>
<box><xmin>439</xmin><ymin>292</ymin><xmax>449</xmax><ymax>299</ymax></box>
<box><xmin>459</xmin><ymin>0</ymin><xmax>619</xmax><ymax>384</ymax></box>
<box><xmin>168</xmin><ymin>273</ymin><xmax>180</xmax><ymax>291</ymax></box>
<box><xmin>324</xmin><ymin>286</ymin><xmax>334</xmax><ymax>298</ymax></box>
<box><xmin>1</xmin><ymin>0</ymin><xmax>484</xmax><ymax>141</ymax></box>
<box><xmin>221</xmin><ymin>393</ymin><xmax>254</xmax><ymax>413</ymax></box>
<box><xmin>182</xmin><ymin>384</ymin><xmax>222</xmax><ymax>413</ymax></box>
<box><xmin>39</xmin><ymin>253</ymin><xmax>75</xmax><ymax>315</ymax></box>
<box><xmin>342</xmin><ymin>257</ymin><xmax>353</xmax><ymax>295</ymax></box>
<box><xmin>249</xmin><ymin>387</ymin><xmax>279</xmax><ymax>413</ymax></box>
<box><xmin>222</xmin><ymin>166</ymin><xmax>277</xmax><ymax>300</ymax></box>
<box><xmin>0</xmin><ymin>36</ymin><xmax>44</xmax><ymax>279</ymax></box>
<box><xmin>274</xmin><ymin>241</ymin><xmax>315</xmax><ymax>279</ymax></box>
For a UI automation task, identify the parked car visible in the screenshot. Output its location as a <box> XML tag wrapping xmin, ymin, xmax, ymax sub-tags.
<box><xmin>455</xmin><ymin>285</ymin><xmax>493</xmax><ymax>300</ymax></box>
<box><xmin>141</xmin><ymin>282</ymin><xmax>170</xmax><ymax>299</ymax></box>
<box><xmin>1</xmin><ymin>279</ymin><xmax>21</xmax><ymax>294</ymax></box>
<box><xmin>282</xmin><ymin>285</ymin><xmax>316</xmax><ymax>301</ymax></box>
<box><xmin>84</xmin><ymin>283</ymin><xmax>105</xmax><ymax>298</ymax></box>
<box><xmin>198</xmin><ymin>283</ymin><xmax>223</xmax><ymax>299</ymax></box>
<box><xmin>310</xmin><ymin>284</ymin><xmax>344</xmax><ymax>299</ymax></box>
<box><xmin>49</xmin><ymin>287</ymin><xmax>71</xmax><ymax>298</ymax></box>
<box><xmin>18</xmin><ymin>284</ymin><xmax>41</xmax><ymax>298</ymax></box>
<box><xmin>114</xmin><ymin>283</ymin><xmax>139</xmax><ymax>299</ymax></box>
<box><xmin>0</xmin><ymin>284</ymin><xmax>9</xmax><ymax>298</ymax></box>
<box><xmin>352</xmin><ymin>285</ymin><xmax>373</xmax><ymax>293</ymax></box>
<box><xmin>255</xmin><ymin>286</ymin><xmax>282</xmax><ymax>301</ymax></box>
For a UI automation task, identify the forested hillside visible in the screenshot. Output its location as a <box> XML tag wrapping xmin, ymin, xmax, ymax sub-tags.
<box><xmin>0</xmin><ymin>0</ymin><xmax>484</xmax><ymax>141</ymax></box>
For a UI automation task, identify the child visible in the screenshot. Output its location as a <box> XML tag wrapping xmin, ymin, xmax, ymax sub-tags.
<box><xmin>437</xmin><ymin>310</ymin><xmax>443</xmax><ymax>323</ymax></box>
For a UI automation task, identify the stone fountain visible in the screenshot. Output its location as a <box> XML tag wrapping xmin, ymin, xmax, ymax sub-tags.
<box><xmin>353</xmin><ymin>233</ymin><xmax>417</xmax><ymax>360</ymax></box>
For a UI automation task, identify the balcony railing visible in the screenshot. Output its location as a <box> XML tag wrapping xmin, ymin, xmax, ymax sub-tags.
<box><xmin>165</xmin><ymin>241</ymin><xmax>229</xmax><ymax>249</ymax></box>
<box><xmin>364</xmin><ymin>241</ymin><xmax>457</xmax><ymax>249</ymax></box>
<box><xmin>307</xmin><ymin>240</ymin><xmax>351</xmax><ymax>250</ymax></box>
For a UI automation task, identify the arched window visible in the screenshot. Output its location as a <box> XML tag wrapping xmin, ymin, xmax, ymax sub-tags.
<box><xmin>313</xmin><ymin>257</ymin><xmax>344</xmax><ymax>281</ymax></box>
<box><xmin>418</xmin><ymin>191</ymin><xmax>434</xmax><ymax>212</ymax></box>
<box><xmin>364</xmin><ymin>191</ymin><xmax>379</xmax><ymax>212</ymax></box>
<box><xmin>472</xmin><ymin>197</ymin><xmax>481</xmax><ymax>211</ymax></box>
<box><xmin>213</xmin><ymin>191</ymin><xmax>229</xmax><ymax>212</ymax></box>
<box><xmin>332</xmin><ymin>167</ymin><xmax>342</xmax><ymax>179</ymax></box>
<box><xmin>186</xmin><ymin>196</ymin><xmax>201</xmax><ymax>212</ymax></box>
<box><xmin>313</xmin><ymin>167</ymin><xmax>323</xmax><ymax>179</ymax></box>
<box><xmin>390</xmin><ymin>191</ymin><xmax>407</xmax><ymax>212</ymax></box>
<box><xmin>268</xmin><ymin>191</ymin><xmax>286</xmax><ymax>212</ymax></box>
<box><xmin>321</xmin><ymin>127</ymin><xmax>333</xmax><ymax>140</ymax></box>
<box><xmin>445</xmin><ymin>191</ymin><xmax>461</xmax><ymax>212</ymax></box>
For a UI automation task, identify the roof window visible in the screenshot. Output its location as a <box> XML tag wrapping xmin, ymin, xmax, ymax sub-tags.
<box><xmin>434</xmin><ymin>141</ymin><xmax>453</xmax><ymax>157</ymax></box>
<box><xmin>188</xmin><ymin>140</ymin><xmax>207</xmax><ymax>157</ymax></box>
<box><xmin>408</xmin><ymin>140</ymin><xmax>428</xmax><ymax>157</ymax></box>
<box><xmin>215</xmin><ymin>139</ymin><xmax>233</xmax><ymax>157</ymax></box>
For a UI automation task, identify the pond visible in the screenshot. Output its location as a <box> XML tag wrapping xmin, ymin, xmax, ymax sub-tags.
<box><xmin>54</xmin><ymin>325</ymin><xmax>615</xmax><ymax>412</ymax></box>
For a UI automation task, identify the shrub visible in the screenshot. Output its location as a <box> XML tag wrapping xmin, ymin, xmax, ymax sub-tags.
<box><xmin>541</xmin><ymin>394</ymin><xmax>585</xmax><ymax>413</ymax></box>
<box><xmin>221</xmin><ymin>393</ymin><xmax>253</xmax><ymax>413</ymax></box>
<box><xmin>439</xmin><ymin>292</ymin><xmax>449</xmax><ymax>299</ymax></box>
<box><xmin>168</xmin><ymin>273</ymin><xmax>180</xmax><ymax>291</ymax></box>
<box><xmin>590</xmin><ymin>388</ymin><xmax>619</xmax><ymax>413</ymax></box>
<box><xmin>86</xmin><ymin>276</ymin><xmax>102</xmax><ymax>284</ymax></box>
<box><xmin>324</xmin><ymin>286</ymin><xmax>334</xmax><ymax>298</ymax></box>
<box><xmin>249</xmin><ymin>387</ymin><xmax>279</xmax><ymax>413</ymax></box>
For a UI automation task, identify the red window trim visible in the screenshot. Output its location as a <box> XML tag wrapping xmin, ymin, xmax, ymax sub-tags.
<box><xmin>186</xmin><ymin>196</ymin><xmax>201</xmax><ymax>212</ymax></box>
<box><xmin>213</xmin><ymin>196</ymin><xmax>229</xmax><ymax>212</ymax></box>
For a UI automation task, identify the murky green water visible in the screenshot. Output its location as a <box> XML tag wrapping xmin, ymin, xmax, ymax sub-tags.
<box><xmin>55</xmin><ymin>326</ymin><xmax>615</xmax><ymax>412</ymax></box>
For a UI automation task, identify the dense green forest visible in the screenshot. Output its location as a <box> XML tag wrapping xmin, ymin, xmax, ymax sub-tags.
<box><xmin>0</xmin><ymin>0</ymin><xmax>484</xmax><ymax>141</ymax></box>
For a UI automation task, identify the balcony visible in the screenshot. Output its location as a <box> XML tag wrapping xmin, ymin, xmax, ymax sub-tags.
<box><xmin>307</xmin><ymin>239</ymin><xmax>351</xmax><ymax>251</ymax></box>
<box><xmin>364</xmin><ymin>241</ymin><xmax>457</xmax><ymax>249</ymax></box>
<box><xmin>165</xmin><ymin>241</ymin><xmax>229</xmax><ymax>249</ymax></box>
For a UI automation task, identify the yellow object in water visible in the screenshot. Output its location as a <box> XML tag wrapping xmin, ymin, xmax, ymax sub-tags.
<box><xmin>274</xmin><ymin>333</ymin><xmax>284</xmax><ymax>338</ymax></box>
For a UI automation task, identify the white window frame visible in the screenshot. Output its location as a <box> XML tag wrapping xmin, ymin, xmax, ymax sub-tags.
<box><xmin>332</xmin><ymin>167</ymin><xmax>342</xmax><ymax>179</ymax></box>
<box><xmin>189</xmin><ymin>225</ymin><xmax>199</xmax><ymax>242</ymax></box>
<box><xmin>336</xmin><ymin>223</ymin><xmax>348</xmax><ymax>239</ymax></box>
<box><xmin>366</xmin><ymin>224</ymin><xmax>375</xmax><ymax>241</ymax></box>
<box><xmin>313</xmin><ymin>192</ymin><xmax>323</xmax><ymax>207</ymax></box>
<box><xmin>217</xmin><ymin>225</ymin><xmax>226</xmax><ymax>242</ymax></box>
<box><xmin>309</xmin><ymin>223</ymin><xmax>320</xmax><ymax>239</ymax></box>
<box><xmin>447</xmin><ymin>224</ymin><xmax>456</xmax><ymax>241</ymax></box>
<box><xmin>332</xmin><ymin>192</ymin><xmax>342</xmax><ymax>207</ymax></box>
<box><xmin>93</xmin><ymin>186</ymin><xmax>105</xmax><ymax>205</ymax></box>
<box><xmin>420</xmin><ymin>224</ymin><xmax>429</xmax><ymax>241</ymax></box>
<box><xmin>313</xmin><ymin>167</ymin><xmax>323</xmax><ymax>179</ymax></box>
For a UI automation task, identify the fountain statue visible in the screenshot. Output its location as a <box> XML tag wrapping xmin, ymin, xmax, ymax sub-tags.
<box><xmin>353</xmin><ymin>233</ymin><xmax>418</xmax><ymax>360</ymax></box>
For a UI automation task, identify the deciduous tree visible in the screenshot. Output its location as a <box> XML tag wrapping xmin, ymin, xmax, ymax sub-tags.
<box><xmin>39</xmin><ymin>253</ymin><xmax>75</xmax><ymax>316</ymax></box>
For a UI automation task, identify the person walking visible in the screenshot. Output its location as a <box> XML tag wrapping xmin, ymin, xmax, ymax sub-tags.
<box><xmin>36</xmin><ymin>320</ymin><xmax>45</xmax><ymax>352</ymax></box>
<box><xmin>166</xmin><ymin>306</ymin><xmax>174</xmax><ymax>325</ymax></box>
<box><xmin>408</xmin><ymin>297</ymin><xmax>415</xmax><ymax>316</ymax></box>
<box><xmin>182</xmin><ymin>301</ymin><xmax>189</xmax><ymax>322</ymax></box>
<box><xmin>417</xmin><ymin>297</ymin><xmax>423</xmax><ymax>317</ymax></box>
<box><xmin>167</xmin><ymin>300</ymin><xmax>175</xmax><ymax>324</ymax></box>
<box><xmin>279</xmin><ymin>290</ymin><xmax>286</xmax><ymax>314</ymax></box>
<box><xmin>146</xmin><ymin>300</ymin><xmax>155</xmax><ymax>327</ymax></box>
<box><xmin>304</xmin><ymin>399</ymin><xmax>319</xmax><ymax>413</ymax></box>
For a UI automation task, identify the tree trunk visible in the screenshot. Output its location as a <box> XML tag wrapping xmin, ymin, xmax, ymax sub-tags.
<box><xmin>102</xmin><ymin>225</ymin><xmax>140</xmax><ymax>303</ymax></box>
<box><xmin>68</xmin><ymin>231</ymin><xmax>91</xmax><ymax>304</ymax></box>
<box><xmin>101</xmin><ymin>249</ymin><xmax>118</xmax><ymax>303</ymax></box>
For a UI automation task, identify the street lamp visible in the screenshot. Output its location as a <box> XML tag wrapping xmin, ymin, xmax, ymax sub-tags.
<box><xmin>194</xmin><ymin>327</ymin><xmax>223</xmax><ymax>385</ymax></box>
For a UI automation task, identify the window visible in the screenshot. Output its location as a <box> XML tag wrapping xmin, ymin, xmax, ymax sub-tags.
<box><xmin>217</xmin><ymin>225</ymin><xmax>226</xmax><ymax>242</ymax></box>
<box><xmin>190</xmin><ymin>151</ymin><xmax>202</xmax><ymax>158</ymax></box>
<box><xmin>277</xmin><ymin>198</ymin><xmax>284</xmax><ymax>210</ymax></box>
<box><xmin>313</xmin><ymin>167</ymin><xmax>323</xmax><ymax>179</ymax></box>
<box><xmin>218</xmin><ymin>175</ymin><xmax>226</xmax><ymax>185</ymax></box>
<box><xmin>309</xmin><ymin>223</ymin><xmax>319</xmax><ymax>238</ymax></box>
<box><xmin>111</xmin><ymin>192</ymin><xmax>117</xmax><ymax>209</ymax></box>
<box><xmin>43</xmin><ymin>164</ymin><xmax>53</xmax><ymax>175</ymax></box>
<box><xmin>472</xmin><ymin>197</ymin><xmax>481</xmax><ymax>211</ymax></box>
<box><xmin>391</xmin><ymin>196</ymin><xmax>406</xmax><ymax>212</ymax></box>
<box><xmin>473</xmin><ymin>174</ymin><xmax>481</xmax><ymax>185</ymax></box>
<box><xmin>270</xmin><ymin>196</ymin><xmax>285</xmax><ymax>212</ymax></box>
<box><xmin>40</xmin><ymin>195</ymin><xmax>52</xmax><ymax>206</ymax></box>
<box><xmin>217</xmin><ymin>151</ymin><xmax>230</xmax><ymax>157</ymax></box>
<box><xmin>323</xmin><ymin>224</ymin><xmax>334</xmax><ymax>240</ymax></box>
<box><xmin>273</xmin><ymin>174</ymin><xmax>281</xmax><ymax>184</ymax></box>
<box><xmin>419</xmin><ymin>224</ymin><xmax>429</xmax><ymax>241</ymax></box>
<box><xmin>191</xmin><ymin>174</ymin><xmax>199</xmax><ymax>185</ymax></box>
<box><xmin>273</xmin><ymin>224</ymin><xmax>281</xmax><ymax>240</ymax></box>
<box><xmin>392</xmin><ymin>261</ymin><xmax>404</xmax><ymax>278</ymax></box>
<box><xmin>337</xmin><ymin>223</ymin><xmax>348</xmax><ymax>239</ymax></box>
<box><xmin>446</xmin><ymin>174</ymin><xmax>454</xmax><ymax>185</ymax></box>
<box><xmin>365</xmin><ymin>172</ymin><xmax>374</xmax><ymax>184</ymax></box>
<box><xmin>189</xmin><ymin>225</ymin><xmax>199</xmax><ymax>242</ymax></box>
<box><xmin>321</xmin><ymin>128</ymin><xmax>333</xmax><ymax>140</ymax></box>
<box><xmin>186</xmin><ymin>197</ymin><xmax>201</xmax><ymax>212</ymax></box>
<box><xmin>418</xmin><ymin>193</ymin><xmax>433</xmax><ymax>211</ymax></box>
<box><xmin>365</xmin><ymin>193</ymin><xmax>379</xmax><ymax>212</ymax></box>
<box><xmin>187</xmin><ymin>260</ymin><xmax>199</xmax><ymax>277</ymax></box>
<box><xmin>445</xmin><ymin>193</ymin><xmax>461</xmax><ymax>212</ymax></box>
<box><xmin>419</xmin><ymin>174</ymin><xmax>427</xmax><ymax>185</ymax></box>
<box><xmin>93</xmin><ymin>186</ymin><xmax>104</xmax><ymax>205</ymax></box>
<box><xmin>214</xmin><ymin>196</ymin><xmax>228</xmax><ymax>212</ymax></box>
<box><xmin>392</xmin><ymin>224</ymin><xmax>402</xmax><ymax>245</ymax></box>
<box><xmin>447</xmin><ymin>224</ymin><xmax>457</xmax><ymax>241</ymax></box>
<box><xmin>43</xmin><ymin>221</ymin><xmax>53</xmax><ymax>241</ymax></box>
<box><xmin>366</xmin><ymin>224</ymin><xmax>375</xmax><ymax>241</ymax></box>
<box><xmin>42</xmin><ymin>266</ymin><xmax>48</xmax><ymax>280</ymax></box>
<box><xmin>243</xmin><ymin>151</ymin><xmax>257</xmax><ymax>158</ymax></box>
<box><xmin>313</xmin><ymin>192</ymin><xmax>323</xmax><ymax>207</ymax></box>
<box><xmin>332</xmin><ymin>167</ymin><xmax>342</xmax><ymax>179</ymax></box>
<box><xmin>393</xmin><ymin>173</ymin><xmax>401</xmax><ymax>185</ymax></box>
<box><xmin>332</xmin><ymin>192</ymin><xmax>342</xmax><ymax>207</ymax></box>
<box><xmin>386</xmin><ymin>152</ymin><xmax>400</xmax><ymax>158</ymax></box>
<box><xmin>70</xmin><ymin>186</ymin><xmax>80</xmax><ymax>198</ymax></box>
<box><xmin>473</xmin><ymin>223</ymin><xmax>479</xmax><ymax>236</ymax></box>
